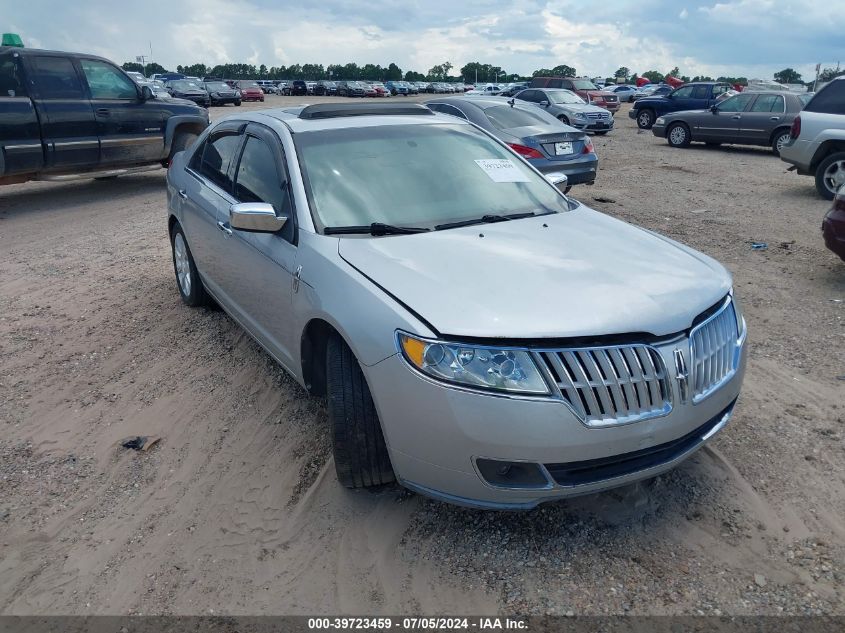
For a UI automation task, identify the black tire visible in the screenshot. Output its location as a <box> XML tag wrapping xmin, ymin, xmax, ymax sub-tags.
<box><xmin>326</xmin><ymin>334</ymin><xmax>394</xmax><ymax>489</ymax></box>
<box><xmin>815</xmin><ymin>151</ymin><xmax>845</xmax><ymax>200</ymax></box>
<box><xmin>595</xmin><ymin>131</ymin><xmax>609</xmax><ymax>136</ymax></box>
<box><xmin>170</xmin><ymin>223</ymin><xmax>209</xmax><ymax>307</ymax></box>
<box><xmin>771</xmin><ymin>129</ymin><xmax>790</xmax><ymax>156</ymax></box>
<box><xmin>636</xmin><ymin>109</ymin><xmax>655</xmax><ymax>129</ymax></box>
<box><xmin>169</xmin><ymin>130</ymin><xmax>198</xmax><ymax>160</ymax></box>
<box><xmin>667</xmin><ymin>122</ymin><xmax>691</xmax><ymax>148</ymax></box>
<box><xmin>234</xmin><ymin>100</ymin><xmax>241</xmax><ymax>106</ymax></box>
<box><xmin>558</xmin><ymin>115</ymin><xmax>570</xmax><ymax>125</ymax></box>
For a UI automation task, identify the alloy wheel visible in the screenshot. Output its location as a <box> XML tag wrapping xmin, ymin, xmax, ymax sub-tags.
<box><xmin>669</xmin><ymin>126</ymin><xmax>687</xmax><ymax>145</ymax></box>
<box><xmin>173</xmin><ymin>233</ymin><xmax>191</xmax><ymax>296</ymax></box>
<box><xmin>823</xmin><ymin>159</ymin><xmax>845</xmax><ymax>195</ymax></box>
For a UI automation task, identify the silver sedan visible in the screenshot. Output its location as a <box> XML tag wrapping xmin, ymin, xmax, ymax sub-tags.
<box><xmin>167</xmin><ymin>102</ymin><xmax>746</xmax><ymax>509</ymax></box>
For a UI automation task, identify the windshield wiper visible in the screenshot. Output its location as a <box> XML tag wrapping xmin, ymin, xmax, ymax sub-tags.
<box><xmin>434</xmin><ymin>211</ymin><xmax>538</xmax><ymax>231</ymax></box>
<box><xmin>323</xmin><ymin>222</ymin><xmax>430</xmax><ymax>236</ymax></box>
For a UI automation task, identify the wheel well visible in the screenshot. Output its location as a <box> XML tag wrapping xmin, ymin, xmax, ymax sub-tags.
<box><xmin>769</xmin><ymin>126</ymin><xmax>791</xmax><ymax>144</ymax></box>
<box><xmin>175</xmin><ymin>122</ymin><xmax>205</xmax><ymax>139</ymax></box>
<box><xmin>168</xmin><ymin>215</ymin><xmax>179</xmax><ymax>237</ymax></box>
<box><xmin>301</xmin><ymin>319</ymin><xmax>340</xmax><ymax>397</ymax></box>
<box><xmin>812</xmin><ymin>141</ymin><xmax>845</xmax><ymax>170</ymax></box>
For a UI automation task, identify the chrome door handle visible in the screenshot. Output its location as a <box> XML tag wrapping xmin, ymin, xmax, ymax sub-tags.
<box><xmin>96</xmin><ymin>108</ymin><xmax>110</xmax><ymax>116</ymax></box>
<box><xmin>731</xmin><ymin>115</ymin><xmax>741</xmax><ymax>119</ymax></box>
<box><xmin>770</xmin><ymin>116</ymin><xmax>781</xmax><ymax>121</ymax></box>
<box><xmin>217</xmin><ymin>221</ymin><xmax>233</xmax><ymax>236</ymax></box>
<box><xmin>177</xmin><ymin>189</ymin><xmax>188</xmax><ymax>199</ymax></box>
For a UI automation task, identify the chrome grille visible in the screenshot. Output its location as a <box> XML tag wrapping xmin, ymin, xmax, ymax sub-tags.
<box><xmin>537</xmin><ymin>345</ymin><xmax>671</xmax><ymax>427</ymax></box>
<box><xmin>586</xmin><ymin>112</ymin><xmax>610</xmax><ymax>119</ymax></box>
<box><xmin>605</xmin><ymin>95</ymin><xmax>618</xmax><ymax>102</ymax></box>
<box><xmin>690</xmin><ymin>299</ymin><xmax>739</xmax><ymax>402</ymax></box>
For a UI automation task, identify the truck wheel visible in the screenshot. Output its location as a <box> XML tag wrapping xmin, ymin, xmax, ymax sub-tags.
<box><xmin>771</xmin><ymin>130</ymin><xmax>790</xmax><ymax>156</ymax></box>
<box><xmin>667</xmin><ymin>123</ymin><xmax>691</xmax><ymax>147</ymax></box>
<box><xmin>637</xmin><ymin>109</ymin><xmax>655</xmax><ymax>129</ymax></box>
<box><xmin>326</xmin><ymin>333</ymin><xmax>395</xmax><ymax>489</ymax></box>
<box><xmin>234</xmin><ymin>100</ymin><xmax>241</xmax><ymax>106</ymax></box>
<box><xmin>170</xmin><ymin>224</ymin><xmax>209</xmax><ymax>307</ymax></box>
<box><xmin>815</xmin><ymin>152</ymin><xmax>845</xmax><ymax>200</ymax></box>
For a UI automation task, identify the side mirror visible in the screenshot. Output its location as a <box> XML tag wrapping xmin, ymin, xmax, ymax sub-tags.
<box><xmin>710</xmin><ymin>104</ymin><xmax>719</xmax><ymax>113</ymax></box>
<box><xmin>140</xmin><ymin>85</ymin><xmax>154</xmax><ymax>101</ymax></box>
<box><xmin>230</xmin><ymin>202</ymin><xmax>287</xmax><ymax>233</ymax></box>
<box><xmin>539</xmin><ymin>100</ymin><xmax>549</xmax><ymax>107</ymax></box>
<box><xmin>545</xmin><ymin>172</ymin><xmax>568</xmax><ymax>190</ymax></box>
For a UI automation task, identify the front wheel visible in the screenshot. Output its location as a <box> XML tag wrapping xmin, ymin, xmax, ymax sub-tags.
<box><xmin>558</xmin><ymin>115</ymin><xmax>570</xmax><ymax>125</ymax></box>
<box><xmin>667</xmin><ymin>122</ymin><xmax>691</xmax><ymax>148</ymax></box>
<box><xmin>771</xmin><ymin>130</ymin><xmax>790</xmax><ymax>156</ymax></box>
<box><xmin>170</xmin><ymin>224</ymin><xmax>209</xmax><ymax>307</ymax></box>
<box><xmin>234</xmin><ymin>100</ymin><xmax>241</xmax><ymax>106</ymax></box>
<box><xmin>636</xmin><ymin>109</ymin><xmax>655</xmax><ymax>129</ymax></box>
<box><xmin>326</xmin><ymin>334</ymin><xmax>395</xmax><ymax>489</ymax></box>
<box><xmin>815</xmin><ymin>151</ymin><xmax>845</xmax><ymax>200</ymax></box>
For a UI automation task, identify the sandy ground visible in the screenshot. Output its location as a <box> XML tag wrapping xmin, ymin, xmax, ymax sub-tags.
<box><xmin>0</xmin><ymin>96</ymin><xmax>843</xmax><ymax>616</ymax></box>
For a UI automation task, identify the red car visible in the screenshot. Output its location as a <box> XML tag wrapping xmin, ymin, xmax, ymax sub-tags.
<box><xmin>823</xmin><ymin>186</ymin><xmax>845</xmax><ymax>262</ymax></box>
<box><xmin>233</xmin><ymin>80</ymin><xmax>264</xmax><ymax>102</ymax></box>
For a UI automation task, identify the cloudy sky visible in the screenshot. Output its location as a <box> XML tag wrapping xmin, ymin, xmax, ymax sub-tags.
<box><xmin>7</xmin><ymin>0</ymin><xmax>841</xmax><ymax>80</ymax></box>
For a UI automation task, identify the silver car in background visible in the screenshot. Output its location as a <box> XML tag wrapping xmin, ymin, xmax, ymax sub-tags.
<box><xmin>166</xmin><ymin>102</ymin><xmax>746</xmax><ymax>509</ymax></box>
<box><xmin>515</xmin><ymin>88</ymin><xmax>614</xmax><ymax>134</ymax></box>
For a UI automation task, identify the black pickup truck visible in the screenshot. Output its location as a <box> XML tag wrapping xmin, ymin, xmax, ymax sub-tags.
<box><xmin>0</xmin><ymin>46</ymin><xmax>209</xmax><ymax>186</ymax></box>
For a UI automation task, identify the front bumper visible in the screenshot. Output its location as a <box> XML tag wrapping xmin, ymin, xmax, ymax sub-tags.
<box><xmin>571</xmin><ymin>119</ymin><xmax>614</xmax><ymax>133</ymax></box>
<box><xmin>652</xmin><ymin>123</ymin><xmax>667</xmax><ymax>137</ymax></box>
<box><xmin>822</xmin><ymin>206</ymin><xmax>845</xmax><ymax>262</ymax></box>
<box><xmin>365</xmin><ymin>332</ymin><xmax>746</xmax><ymax>509</ymax></box>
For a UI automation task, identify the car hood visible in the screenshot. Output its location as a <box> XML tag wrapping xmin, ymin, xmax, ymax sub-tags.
<box><xmin>635</xmin><ymin>95</ymin><xmax>670</xmax><ymax>106</ymax></box>
<box><xmin>337</xmin><ymin>206</ymin><xmax>731</xmax><ymax>339</ymax></box>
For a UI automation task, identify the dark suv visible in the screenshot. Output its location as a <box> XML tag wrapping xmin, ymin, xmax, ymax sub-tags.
<box><xmin>291</xmin><ymin>80</ymin><xmax>308</xmax><ymax>96</ymax></box>
<box><xmin>315</xmin><ymin>80</ymin><xmax>337</xmax><ymax>95</ymax></box>
<box><xmin>0</xmin><ymin>46</ymin><xmax>209</xmax><ymax>187</ymax></box>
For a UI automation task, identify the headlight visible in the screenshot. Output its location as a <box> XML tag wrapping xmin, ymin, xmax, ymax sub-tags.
<box><xmin>730</xmin><ymin>290</ymin><xmax>745</xmax><ymax>338</ymax></box>
<box><xmin>655</xmin><ymin>117</ymin><xmax>665</xmax><ymax>125</ymax></box>
<box><xmin>398</xmin><ymin>333</ymin><xmax>550</xmax><ymax>395</ymax></box>
<box><xmin>574</xmin><ymin>112</ymin><xmax>587</xmax><ymax>119</ymax></box>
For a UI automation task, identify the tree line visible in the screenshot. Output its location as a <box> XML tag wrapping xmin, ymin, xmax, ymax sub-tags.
<box><xmin>121</xmin><ymin>59</ymin><xmax>842</xmax><ymax>88</ymax></box>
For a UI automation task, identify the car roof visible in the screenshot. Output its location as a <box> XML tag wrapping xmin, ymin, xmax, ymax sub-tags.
<box><xmin>426</xmin><ymin>96</ymin><xmax>525</xmax><ymax>110</ymax></box>
<box><xmin>216</xmin><ymin>106</ymin><xmax>468</xmax><ymax>134</ymax></box>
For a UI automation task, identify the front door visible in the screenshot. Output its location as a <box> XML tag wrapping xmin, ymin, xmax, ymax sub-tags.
<box><xmin>667</xmin><ymin>85</ymin><xmax>696</xmax><ymax>111</ymax></box>
<box><xmin>24</xmin><ymin>54</ymin><xmax>99</xmax><ymax>169</ymax></box>
<box><xmin>78</xmin><ymin>58</ymin><xmax>165</xmax><ymax>166</ymax></box>
<box><xmin>214</xmin><ymin>123</ymin><xmax>298</xmax><ymax>369</ymax></box>
<box><xmin>696</xmin><ymin>93</ymin><xmax>754</xmax><ymax>143</ymax></box>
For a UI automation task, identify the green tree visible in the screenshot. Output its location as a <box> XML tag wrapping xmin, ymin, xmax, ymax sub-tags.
<box><xmin>642</xmin><ymin>70</ymin><xmax>664</xmax><ymax>83</ymax></box>
<box><xmin>667</xmin><ymin>66</ymin><xmax>680</xmax><ymax>78</ymax></box>
<box><xmin>178</xmin><ymin>63</ymin><xmax>208</xmax><ymax>77</ymax></box>
<box><xmin>773</xmin><ymin>68</ymin><xmax>802</xmax><ymax>84</ymax></box>
<box><xmin>121</xmin><ymin>62</ymin><xmax>145</xmax><ymax>74</ymax></box>
<box><xmin>532</xmin><ymin>64</ymin><xmax>576</xmax><ymax>78</ymax></box>
<box><xmin>385</xmin><ymin>62</ymin><xmax>402</xmax><ymax>81</ymax></box>
<box><xmin>819</xmin><ymin>65</ymin><xmax>844</xmax><ymax>82</ymax></box>
<box><xmin>404</xmin><ymin>70</ymin><xmax>426</xmax><ymax>82</ymax></box>
<box><xmin>427</xmin><ymin>62</ymin><xmax>453</xmax><ymax>81</ymax></box>
<box><xmin>614</xmin><ymin>66</ymin><xmax>629</xmax><ymax>80</ymax></box>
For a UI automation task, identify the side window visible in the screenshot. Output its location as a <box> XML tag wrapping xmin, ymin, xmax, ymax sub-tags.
<box><xmin>804</xmin><ymin>80</ymin><xmax>845</xmax><ymax>115</ymax></box>
<box><xmin>555</xmin><ymin>79</ymin><xmax>567</xmax><ymax>89</ymax></box>
<box><xmin>691</xmin><ymin>85</ymin><xmax>709</xmax><ymax>99</ymax></box>
<box><xmin>751</xmin><ymin>94</ymin><xmax>784</xmax><ymax>112</ymax></box>
<box><xmin>234</xmin><ymin>136</ymin><xmax>289</xmax><ymax>215</ymax></box>
<box><xmin>198</xmin><ymin>132</ymin><xmax>241</xmax><ymax>191</ymax></box>
<box><xmin>80</xmin><ymin>59</ymin><xmax>138</xmax><ymax>99</ymax></box>
<box><xmin>672</xmin><ymin>86</ymin><xmax>694</xmax><ymax>98</ymax></box>
<box><xmin>713</xmin><ymin>84</ymin><xmax>729</xmax><ymax>97</ymax></box>
<box><xmin>0</xmin><ymin>55</ymin><xmax>27</xmax><ymax>97</ymax></box>
<box><xmin>519</xmin><ymin>90</ymin><xmax>539</xmax><ymax>102</ymax></box>
<box><xmin>717</xmin><ymin>93</ymin><xmax>754</xmax><ymax>112</ymax></box>
<box><xmin>30</xmin><ymin>56</ymin><xmax>84</xmax><ymax>99</ymax></box>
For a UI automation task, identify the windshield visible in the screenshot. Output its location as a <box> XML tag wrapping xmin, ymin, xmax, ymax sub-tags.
<box><xmin>484</xmin><ymin>105</ymin><xmax>556</xmax><ymax>130</ymax></box>
<box><xmin>572</xmin><ymin>79</ymin><xmax>598</xmax><ymax>90</ymax></box>
<box><xmin>205</xmin><ymin>82</ymin><xmax>228</xmax><ymax>90</ymax></box>
<box><xmin>294</xmin><ymin>123</ymin><xmax>570</xmax><ymax>232</ymax></box>
<box><xmin>548</xmin><ymin>90</ymin><xmax>586</xmax><ymax>104</ymax></box>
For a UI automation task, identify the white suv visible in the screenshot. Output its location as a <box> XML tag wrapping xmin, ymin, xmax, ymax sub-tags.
<box><xmin>780</xmin><ymin>77</ymin><xmax>845</xmax><ymax>199</ymax></box>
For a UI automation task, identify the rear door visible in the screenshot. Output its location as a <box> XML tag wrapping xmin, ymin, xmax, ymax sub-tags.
<box><xmin>78</xmin><ymin>58</ymin><xmax>165</xmax><ymax>166</ymax></box>
<box><xmin>213</xmin><ymin>123</ymin><xmax>298</xmax><ymax>368</ymax></box>
<box><xmin>23</xmin><ymin>54</ymin><xmax>99</xmax><ymax>169</ymax></box>
<box><xmin>0</xmin><ymin>52</ymin><xmax>43</xmax><ymax>176</ymax></box>
<box><xmin>738</xmin><ymin>94</ymin><xmax>786</xmax><ymax>145</ymax></box>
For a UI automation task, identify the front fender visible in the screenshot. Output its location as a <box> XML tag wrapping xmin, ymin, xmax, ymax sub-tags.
<box><xmin>163</xmin><ymin>114</ymin><xmax>210</xmax><ymax>156</ymax></box>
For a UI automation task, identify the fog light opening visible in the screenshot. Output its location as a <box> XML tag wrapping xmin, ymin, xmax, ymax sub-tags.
<box><xmin>476</xmin><ymin>458</ymin><xmax>550</xmax><ymax>489</ymax></box>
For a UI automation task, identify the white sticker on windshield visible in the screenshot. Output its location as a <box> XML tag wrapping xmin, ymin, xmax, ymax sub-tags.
<box><xmin>474</xmin><ymin>159</ymin><xmax>531</xmax><ymax>183</ymax></box>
